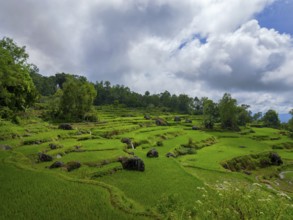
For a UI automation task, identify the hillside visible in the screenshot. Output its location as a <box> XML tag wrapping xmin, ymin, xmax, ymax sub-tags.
<box><xmin>1</xmin><ymin>106</ymin><xmax>292</xmax><ymax>219</ymax></box>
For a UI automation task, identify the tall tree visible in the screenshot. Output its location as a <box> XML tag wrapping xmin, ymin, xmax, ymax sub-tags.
<box><xmin>0</xmin><ymin>37</ymin><xmax>37</xmax><ymax>112</ymax></box>
<box><xmin>237</xmin><ymin>104</ymin><xmax>252</xmax><ymax>126</ymax></box>
<box><xmin>218</xmin><ymin>93</ymin><xmax>238</xmax><ymax>130</ymax></box>
<box><xmin>262</xmin><ymin>109</ymin><xmax>280</xmax><ymax>128</ymax></box>
<box><xmin>202</xmin><ymin>98</ymin><xmax>218</xmax><ymax>129</ymax></box>
<box><xmin>288</xmin><ymin>109</ymin><xmax>293</xmax><ymax>133</ymax></box>
<box><xmin>52</xmin><ymin>76</ymin><xmax>96</xmax><ymax>121</ymax></box>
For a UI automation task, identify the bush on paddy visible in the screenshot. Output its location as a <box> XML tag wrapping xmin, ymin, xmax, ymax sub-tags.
<box><xmin>174</xmin><ymin>147</ymin><xmax>197</xmax><ymax>156</ymax></box>
<box><xmin>222</xmin><ymin>152</ymin><xmax>283</xmax><ymax>171</ymax></box>
<box><xmin>83</xmin><ymin>111</ymin><xmax>98</xmax><ymax>122</ymax></box>
<box><xmin>272</xmin><ymin>145</ymin><xmax>284</xmax><ymax>149</ymax></box>
<box><xmin>103</xmin><ymin>130</ymin><xmax>120</xmax><ymax>138</ymax></box>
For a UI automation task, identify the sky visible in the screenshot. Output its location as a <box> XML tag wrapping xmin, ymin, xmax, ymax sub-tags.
<box><xmin>0</xmin><ymin>0</ymin><xmax>292</xmax><ymax>114</ymax></box>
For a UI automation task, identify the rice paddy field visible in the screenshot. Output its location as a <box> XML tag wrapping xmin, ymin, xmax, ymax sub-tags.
<box><xmin>1</xmin><ymin>106</ymin><xmax>293</xmax><ymax>219</ymax></box>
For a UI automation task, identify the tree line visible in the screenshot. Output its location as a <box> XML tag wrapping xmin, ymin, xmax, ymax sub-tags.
<box><xmin>1</xmin><ymin>37</ymin><xmax>292</xmax><ymax>132</ymax></box>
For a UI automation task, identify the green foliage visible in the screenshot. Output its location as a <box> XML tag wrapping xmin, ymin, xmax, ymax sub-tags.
<box><xmin>263</xmin><ymin>109</ymin><xmax>280</xmax><ymax>128</ymax></box>
<box><xmin>202</xmin><ymin>98</ymin><xmax>218</xmax><ymax>129</ymax></box>
<box><xmin>288</xmin><ymin>109</ymin><xmax>293</xmax><ymax>132</ymax></box>
<box><xmin>49</xmin><ymin>76</ymin><xmax>96</xmax><ymax>122</ymax></box>
<box><xmin>237</xmin><ymin>104</ymin><xmax>252</xmax><ymax>126</ymax></box>
<box><xmin>218</xmin><ymin>93</ymin><xmax>239</xmax><ymax>130</ymax></box>
<box><xmin>0</xmin><ymin>37</ymin><xmax>37</xmax><ymax>113</ymax></box>
<box><xmin>192</xmin><ymin>183</ymin><xmax>293</xmax><ymax>219</ymax></box>
<box><xmin>30</xmin><ymin>70</ymin><xmax>57</xmax><ymax>96</ymax></box>
<box><xmin>1</xmin><ymin>107</ymin><xmax>293</xmax><ymax>219</ymax></box>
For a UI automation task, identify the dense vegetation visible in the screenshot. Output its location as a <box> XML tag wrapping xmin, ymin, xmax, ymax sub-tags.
<box><xmin>1</xmin><ymin>37</ymin><xmax>293</xmax><ymax>219</ymax></box>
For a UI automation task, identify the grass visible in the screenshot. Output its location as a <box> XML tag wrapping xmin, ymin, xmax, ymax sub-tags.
<box><xmin>0</xmin><ymin>107</ymin><xmax>293</xmax><ymax>219</ymax></box>
<box><xmin>0</xmin><ymin>153</ymin><xmax>142</xmax><ymax>220</ymax></box>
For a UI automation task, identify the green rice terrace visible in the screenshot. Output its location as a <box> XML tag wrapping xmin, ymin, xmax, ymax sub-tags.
<box><xmin>0</xmin><ymin>106</ymin><xmax>292</xmax><ymax>219</ymax></box>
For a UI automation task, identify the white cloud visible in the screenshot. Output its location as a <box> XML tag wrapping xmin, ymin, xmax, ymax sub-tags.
<box><xmin>0</xmin><ymin>0</ymin><xmax>292</xmax><ymax>113</ymax></box>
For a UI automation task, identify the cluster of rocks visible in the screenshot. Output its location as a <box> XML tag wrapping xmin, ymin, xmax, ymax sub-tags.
<box><xmin>48</xmin><ymin>161</ymin><xmax>81</xmax><ymax>171</ymax></box>
<box><xmin>38</xmin><ymin>152</ymin><xmax>81</xmax><ymax>172</ymax></box>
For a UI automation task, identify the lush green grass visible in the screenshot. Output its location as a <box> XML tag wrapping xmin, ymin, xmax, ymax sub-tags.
<box><xmin>0</xmin><ymin>152</ymin><xmax>141</xmax><ymax>220</ymax></box>
<box><xmin>1</xmin><ymin>107</ymin><xmax>293</xmax><ymax>219</ymax></box>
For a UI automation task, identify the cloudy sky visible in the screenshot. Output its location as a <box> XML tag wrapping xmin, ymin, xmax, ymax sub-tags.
<box><xmin>0</xmin><ymin>0</ymin><xmax>292</xmax><ymax>113</ymax></box>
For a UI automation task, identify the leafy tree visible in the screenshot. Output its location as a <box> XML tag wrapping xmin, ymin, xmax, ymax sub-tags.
<box><xmin>218</xmin><ymin>93</ymin><xmax>238</xmax><ymax>130</ymax></box>
<box><xmin>30</xmin><ymin>67</ymin><xmax>57</xmax><ymax>96</ymax></box>
<box><xmin>177</xmin><ymin>94</ymin><xmax>194</xmax><ymax>114</ymax></box>
<box><xmin>262</xmin><ymin>109</ymin><xmax>280</xmax><ymax>128</ymax></box>
<box><xmin>51</xmin><ymin>76</ymin><xmax>96</xmax><ymax>121</ymax></box>
<box><xmin>194</xmin><ymin>97</ymin><xmax>204</xmax><ymax>115</ymax></box>
<box><xmin>237</xmin><ymin>104</ymin><xmax>252</xmax><ymax>126</ymax></box>
<box><xmin>287</xmin><ymin>109</ymin><xmax>293</xmax><ymax>132</ymax></box>
<box><xmin>202</xmin><ymin>98</ymin><xmax>218</xmax><ymax>129</ymax></box>
<box><xmin>252</xmin><ymin>112</ymin><xmax>262</xmax><ymax>122</ymax></box>
<box><xmin>0</xmin><ymin>37</ymin><xmax>37</xmax><ymax>112</ymax></box>
<box><xmin>160</xmin><ymin>91</ymin><xmax>171</xmax><ymax>108</ymax></box>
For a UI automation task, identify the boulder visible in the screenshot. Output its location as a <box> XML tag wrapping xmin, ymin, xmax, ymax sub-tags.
<box><xmin>185</xmin><ymin>119</ymin><xmax>192</xmax><ymax>123</ymax></box>
<box><xmin>147</xmin><ymin>148</ymin><xmax>159</xmax><ymax>158</ymax></box>
<box><xmin>269</xmin><ymin>153</ymin><xmax>283</xmax><ymax>166</ymax></box>
<box><xmin>58</xmin><ymin>123</ymin><xmax>73</xmax><ymax>130</ymax></box>
<box><xmin>49</xmin><ymin>161</ymin><xmax>64</xmax><ymax>169</ymax></box>
<box><xmin>192</xmin><ymin>126</ymin><xmax>198</xmax><ymax>130</ymax></box>
<box><xmin>155</xmin><ymin>118</ymin><xmax>168</xmax><ymax>126</ymax></box>
<box><xmin>65</xmin><ymin>161</ymin><xmax>81</xmax><ymax>172</ymax></box>
<box><xmin>166</xmin><ymin>152</ymin><xmax>176</xmax><ymax>158</ymax></box>
<box><xmin>174</xmin><ymin>116</ymin><xmax>181</xmax><ymax>122</ymax></box>
<box><xmin>119</xmin><ymin>157</ymin><xmax>145</xmax><ymax>171</ymax></box>
<box><xmin>49</xmin><ymin>143</ymin><xmax>57</xmax><ymax>150</ymax></box>
<box><xmin>38</xmin><ymin>153</ymin><xmax>53</xmax><ymax>162</ymax></box>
